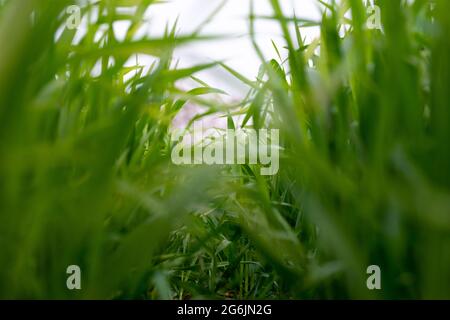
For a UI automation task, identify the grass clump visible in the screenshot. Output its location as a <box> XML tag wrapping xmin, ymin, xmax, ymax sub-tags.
<box><xmin>0</xmin><ymin>0</ymin><xmax>449</xmax><ymax>299</ymax></box>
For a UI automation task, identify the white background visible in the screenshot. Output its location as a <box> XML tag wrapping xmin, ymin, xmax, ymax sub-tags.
<box><xmin>142</xmin><ymin>0</ymin><xmax>322</xmax><ymax>96</ymax></box>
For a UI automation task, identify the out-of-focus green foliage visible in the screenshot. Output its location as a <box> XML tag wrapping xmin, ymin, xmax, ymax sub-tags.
<box><xmin>0</xmin><ymin>0</ymin><xmax>449</xmax><ymax>299</ymax></box>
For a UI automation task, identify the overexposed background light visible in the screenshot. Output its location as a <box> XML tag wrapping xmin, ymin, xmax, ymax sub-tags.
<box><xmin>141</xmin><ymin>0</ymin><xmax>323</xmax><ymax>96</ymax></box>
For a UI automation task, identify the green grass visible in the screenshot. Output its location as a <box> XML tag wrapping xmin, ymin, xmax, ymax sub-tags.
<box><xmin>0</xmin><ymin>0</ymin><xmax>449</xmax><ymax>299</ymax></box>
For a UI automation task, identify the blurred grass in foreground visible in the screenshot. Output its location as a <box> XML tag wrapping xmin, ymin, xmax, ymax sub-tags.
<box><xmin>0</xmin><ymin>0</ymin><xmax>449</xmax><ymax>299</ymax></box>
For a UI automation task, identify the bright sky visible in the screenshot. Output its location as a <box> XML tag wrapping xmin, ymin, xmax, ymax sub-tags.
<box><xmin>143</xmin><ymin>0</ymin><xmax>323</xmax><ymax>96</ymax></box>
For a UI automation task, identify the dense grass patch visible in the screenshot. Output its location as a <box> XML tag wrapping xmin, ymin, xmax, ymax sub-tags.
<box><xmin>0</xmin><ymin>0</ymin><xmax>449</xmax><ymax>299</ymax></box>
